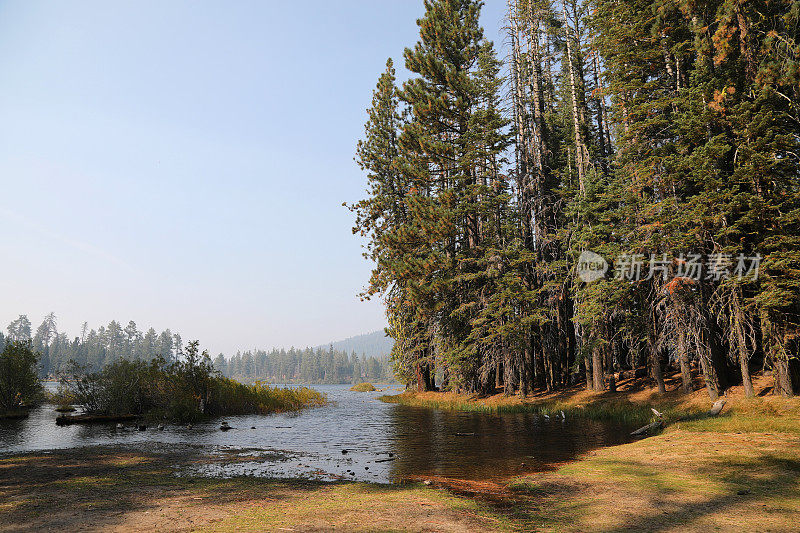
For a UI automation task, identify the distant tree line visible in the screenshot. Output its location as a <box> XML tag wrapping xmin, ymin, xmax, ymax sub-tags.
<box><xmin>214</xmin><ymin>348</ymin><xmax>393</xmax><ymax>384</ymax></box>
<box><xmin>2</xmin><ymin>313</ymin><xmax>392</xmax><ymax>384</ymax></box>
<box><xmin>351</xmin><ymin>0</ymin><xmax>800</xmax><ymax>397</ymax></box>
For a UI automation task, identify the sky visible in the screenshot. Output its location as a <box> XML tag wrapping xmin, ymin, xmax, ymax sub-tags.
<box><xmin>0</xmin><ymin>1</ymin><xmax>507</xmax><ymax>355</ymax></box>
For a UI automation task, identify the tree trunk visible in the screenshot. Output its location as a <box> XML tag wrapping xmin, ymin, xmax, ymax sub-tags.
<box><xmin>678</xmin><ymin>330</ymin><xmax>694</xmax><ymax>393</ymax></box>
<box><xmin>774</xmin><ymin>358</ymin><xmax>794</xmax><ymax>398</ymax></box>
<box><xmin>585</xmin><ymin>355</ymin><xmax>593</xmax><ymax>390</ymax></box>
<box><xmin>592</xmin><ymin>346</ymin><xmax>604</xmax><ymax>391</ymax></box>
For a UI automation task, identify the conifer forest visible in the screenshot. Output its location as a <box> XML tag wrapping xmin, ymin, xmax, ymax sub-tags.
<box><xmin>352</xmin><ymin>0</ymin><xmax>800</xmax><ymax>398</ymax></box>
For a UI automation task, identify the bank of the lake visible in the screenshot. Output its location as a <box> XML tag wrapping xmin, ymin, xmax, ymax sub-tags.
<box><xmin>2</xmin><ymin>379</ymin><xmax>798</xmax><ymax>531</ymax></box>
<box><xmin>2</xmin><ymin>416</ymin><xmax>799</xmax><ymax>532</ymax></box>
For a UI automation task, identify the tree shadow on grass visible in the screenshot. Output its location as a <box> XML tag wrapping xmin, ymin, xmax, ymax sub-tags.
<box><xmin>506</xmin><ymin>451</ymin><xmax>800</xmax><ymax>532</ymax></box>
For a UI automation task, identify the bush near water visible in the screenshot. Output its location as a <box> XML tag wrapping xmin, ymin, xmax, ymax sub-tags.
<box><xmin>59</xmin><ymin>340</ymin><xmax>326</xmax><ymax>423</ymax></box>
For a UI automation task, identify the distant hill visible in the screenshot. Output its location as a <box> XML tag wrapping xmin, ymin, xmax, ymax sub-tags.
<box><xmin>316</xmin><ymin>330</ymin><xmax>394</xmax><ymax>359</ymax></box>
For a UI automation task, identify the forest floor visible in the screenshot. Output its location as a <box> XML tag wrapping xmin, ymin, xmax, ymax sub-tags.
<box><xmin>1</xmin><ymin>375</ymin><xmax>798</xmax><ymax>532</ymax></box>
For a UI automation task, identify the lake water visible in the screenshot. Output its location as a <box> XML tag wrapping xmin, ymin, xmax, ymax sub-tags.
<box><xmin>0</xmin><ymin>384</ymin><xmax>634</xmax><ymax>483</ymax></box>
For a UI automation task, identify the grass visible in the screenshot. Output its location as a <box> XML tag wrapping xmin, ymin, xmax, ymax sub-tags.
<box><xmin>350</xmin><ymin>382</ymin><xmax>377</xmax><ymax>392</ymax></box>
<box><xmin>505</xmin><ymin>428</ymin><xmax>800</xmax><ymax>531</ymax></box>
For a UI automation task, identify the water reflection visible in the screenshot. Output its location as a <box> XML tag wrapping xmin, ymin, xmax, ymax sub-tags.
<box><xmin>1</xmin><ymin>385</ymin><xmax>633</xmax><ymax>483</ymax></box>
<box><xmin>386</xmin><ymin>406</ymin><xmax>632</xmax><ymax>481</ymax></box>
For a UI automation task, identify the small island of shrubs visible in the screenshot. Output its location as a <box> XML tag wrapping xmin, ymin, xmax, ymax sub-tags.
<box><xmin>350</xmin><ymin>382</ymin><xmax>377</xmax><ymax>392</ymax></box>
<box><xmin>55</xmin><ymin>340</ymin><xmax>326</xmax><ymax>423</ymax></box>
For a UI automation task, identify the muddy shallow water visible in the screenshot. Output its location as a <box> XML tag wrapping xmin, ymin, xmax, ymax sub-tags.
<box><xmin>0</xmin><ymin>384</ymin><xmax>634</xmax><ymax>483</ymax></box>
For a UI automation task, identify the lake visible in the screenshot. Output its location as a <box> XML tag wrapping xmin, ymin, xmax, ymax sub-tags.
<box><xmin>0</xmin><ymin>384</ymin><xmax>634</xmax><ymax>483</ymax></box>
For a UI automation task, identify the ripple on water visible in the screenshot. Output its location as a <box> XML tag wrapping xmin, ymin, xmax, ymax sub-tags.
<box><xmin>0</xmin><ymin>384</ymin><xmax>634</xmax><ymax>483</ymax></box>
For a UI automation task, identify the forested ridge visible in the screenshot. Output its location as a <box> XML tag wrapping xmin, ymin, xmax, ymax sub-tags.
<box><xmin>352</xmin><ymin>0</ymin><xmax>800</xmax><ymax>397</ymax></box>
<box><xmin>2</xmin><ymin>314</ymin><xmax>392</xmax><ymax>384</ymax></box>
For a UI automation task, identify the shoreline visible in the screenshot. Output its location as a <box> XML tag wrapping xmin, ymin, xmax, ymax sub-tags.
<box><xmin>2</xmin><ymin>378</ymin><xmax>799</xmax><ymax>531</ymax></box>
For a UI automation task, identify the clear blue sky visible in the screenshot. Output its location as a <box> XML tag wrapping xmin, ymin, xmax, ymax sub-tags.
<box><xmin>0</xmin><ymin>1</ymin><xmax>507</xmax><ymax>355</ymax></box>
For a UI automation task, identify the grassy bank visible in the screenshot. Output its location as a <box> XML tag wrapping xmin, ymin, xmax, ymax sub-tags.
<box><xmin>380</xmin><ymin>373</ymin><xmax>800</xmax><ymax>434</ymax></box>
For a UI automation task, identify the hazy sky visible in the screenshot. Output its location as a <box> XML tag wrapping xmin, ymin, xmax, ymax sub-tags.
<box><xmin>0</xmin><ymin>1</ymin><xmax>506</xmax><ymax>355</ymax></box>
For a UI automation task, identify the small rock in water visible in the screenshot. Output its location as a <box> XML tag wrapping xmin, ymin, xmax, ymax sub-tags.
<box><xmin>341</xmin><ymin>450</ymin><xmax>348</xmax><ymax>455</ymax></box>
<box><xmin>388</xmin><ymin>452</ymin><xmax>394</xmax><ymax>457</ymax></box>
<box><xmin>138</xmin><ymin>425</ymin><xmax>147</xmax><ymax>431</ymax></box>
<box><xmin>157</xmin><ymin>424</ymin><xmax>164</xmax><ymax>431</ymax></box>
<box><xmin>365</xmin><ymin>467</ymin><xmax>369</xmax><ymax>470</ymax></box>
<box><xmin>251</xmin><ymin>426</ymin><xmax>256</xmax><ymax>430</ymax></box>
<box><xmin>116</xmin><ymin>423</ymin><xmax>124</xmax><ymax>430</ymax></box>
<box><xmin>220</xmin><ymin>422</ymin><xmax>231</xmax><ymax>431</ymax></box>
<box><xmin>187</xmin><ymin>424</ymin><xmax>193</xmax><ymax>429</ymax></box>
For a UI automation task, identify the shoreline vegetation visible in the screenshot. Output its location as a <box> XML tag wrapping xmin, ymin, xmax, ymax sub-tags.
<box><xmin>51</xmin><ymin>341</ymin><xmax>327</xmax><ymax>424</ymax></box>
<box><xmin>381</xmin><ymin>373</ymin><xmax>800</xmax><ymax>435</ymax></box>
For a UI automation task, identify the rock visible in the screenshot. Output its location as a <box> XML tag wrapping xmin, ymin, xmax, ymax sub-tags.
<box><xmin>341</xmin><ymin>450</ymin><xmax>348</xmax><ymax>454</ymax></box>
<box><xmin>388</xmin><ymin>453</ymin><xmax>394</xmax><ymax>457</ymax></box>
<box><xmin>423</xmin><ymin>480</ymin><xmax>432</xmax><ymax>486</ymax></box>
<box><xmin>220</xmin><ymin>422</ymin><xmax>231</xmax><ymax>431</ymax></box>
<box><xmin>137</xmin><ymin>425</ymin><xmax>147</xmax><ymax>431</ymax></box>
<box><xmin>709</xmin><ymin>399</ymin><xmax>727</xmax><ymax>417</ymax></box>
<box><xmin>365</xmin><ymin>467</ymin><xmax>369</xmax><ymax>470</ymax></box>
<box><xmin>157</xmin><ymin>424</ymin><xmax>165</xmax><ymax>431</ymax></box>
<box><xmin>251</xmin><ymin>426</ymin><xmax>256</xmax><ymax>429</ymax></box>
<box><xmin>187</xmin><ymin>424</ymin><xmax>193</xmax><ymax>429</ymax></box>
<box><xmin>116</xmin><ymin>423</ymin><xmax>124</xmax><ymax>430</ymax></box>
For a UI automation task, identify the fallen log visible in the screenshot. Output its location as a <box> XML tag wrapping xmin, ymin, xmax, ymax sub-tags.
<box><xmin>630</xmin><ymin>420</ymin><xmax>664</xmax><ymax>436</ymax></box>
<box><xmin>56</xmin><ymin>413</ymin><xmax>139</xmax><ymax>426</ymax></box>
